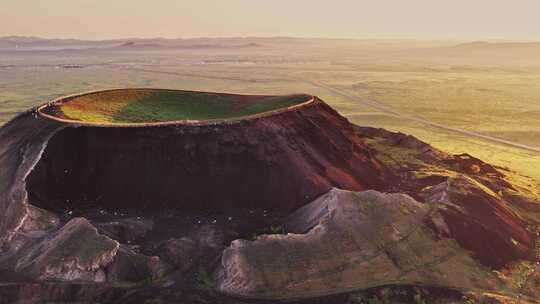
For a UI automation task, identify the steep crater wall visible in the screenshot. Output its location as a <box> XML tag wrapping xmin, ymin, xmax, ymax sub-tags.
<box><xmin>24</xmin><ymin>89</ymin><xmax>387</xmax><ymax>214</ymax></box>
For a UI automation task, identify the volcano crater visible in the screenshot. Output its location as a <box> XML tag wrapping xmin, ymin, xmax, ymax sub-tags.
<box><xmin>0</xmin><ymin>88</ymin><xmax>538</xmax><ymax>303</ymax></box>
<box><xmin>27</xmin><ymin>89</ymin><xmax>386</xmax><ymax>214</ymax></box>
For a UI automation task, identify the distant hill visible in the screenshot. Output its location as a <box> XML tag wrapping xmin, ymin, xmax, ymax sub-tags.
<box><xmin>0</xmin><ymin>36</ymin><xmax>117</xmax><ymax>50</ymax></box>
<box><xmin>112</xmin><ymin>41</ymin><xmax>261</xmax><ymax>50</ymax></box>
<box><xmin>453</xmin><ymin>40</ymin><xmax>540</xmax><ymax>51</ymax></box>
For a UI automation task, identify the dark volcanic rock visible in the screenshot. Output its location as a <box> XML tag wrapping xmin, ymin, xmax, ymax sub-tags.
<box><xmin>106</xmin><ymin>245</ymin><xmax>165</xmax><ymax>282</ymax></box>
<box><xmin>96</xmin><ymin>217</ymin><xmax>154</xmax><ymax>244</ymax></box>
<box><xmin>154</xmin><ymin>225</ymin><xmax>228</xmax><ymax>273</ymax></box>
<box><xmin>0</xmin><ymin>282</ymin><xmax>127</xmax><ymax>304</ymax></box>
<box><xmin>157</xmin><ymin>237</ymin><xmax>198</xmax><ymax>271</ymax></box>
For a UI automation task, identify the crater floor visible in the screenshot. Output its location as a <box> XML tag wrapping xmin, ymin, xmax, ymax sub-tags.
<box><xmin>40</xmin><ymin>89</ymin><xmax>312</xmax><ymax>123</ymax></box>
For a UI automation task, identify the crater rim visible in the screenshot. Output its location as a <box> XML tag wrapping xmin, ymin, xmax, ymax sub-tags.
<box><xmin>37</xmin><ymin>88</ymin><xmax>316</xmax><ymax>127</ymax></box>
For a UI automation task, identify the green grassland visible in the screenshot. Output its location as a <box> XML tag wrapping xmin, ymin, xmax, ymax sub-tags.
<box><xmin>328</xmin><ymin>71</ymin><xmax>540</xmax><ymax>147</ymax></box>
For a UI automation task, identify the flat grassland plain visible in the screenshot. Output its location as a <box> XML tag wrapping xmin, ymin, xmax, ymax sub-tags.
<box><xmin>1</xmin><ymin>38</ymin><xmax>539</xmax><ymax>187</ymax></box>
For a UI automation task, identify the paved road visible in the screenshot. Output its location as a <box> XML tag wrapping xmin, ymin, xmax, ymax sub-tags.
<box><xmin>305</xmin><ymin>80</ymin><xmax>540</xmax><ymax>154</ymax></box>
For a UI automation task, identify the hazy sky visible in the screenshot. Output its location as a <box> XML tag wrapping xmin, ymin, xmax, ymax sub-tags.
<box><xmin>2</xmin><ymin>0</ymin><xmax>540</xmax><ymax>40</ymax></box>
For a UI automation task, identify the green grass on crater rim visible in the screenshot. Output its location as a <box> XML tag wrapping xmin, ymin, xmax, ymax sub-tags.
<box><xmin>48</xmin><ymin>89</ymin><xmax>312</xmax><ymax>124</ymax></box>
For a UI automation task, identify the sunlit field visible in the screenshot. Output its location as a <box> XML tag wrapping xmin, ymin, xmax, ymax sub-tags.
<box><xmin>1</xmin><ymin>38</ymin><xmax>540</xmax><ymax>181</ymax></box>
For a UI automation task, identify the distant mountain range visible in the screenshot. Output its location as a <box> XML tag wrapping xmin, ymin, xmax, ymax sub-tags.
<box><xmin>0</xmin><ymin>36</ymin><xmax>264</xmax><ymax>51</ymax></box>
<box><xmin>2</xmin><ymin>36</ymin><xmax>540</xmax><ymax>54</ymax></box>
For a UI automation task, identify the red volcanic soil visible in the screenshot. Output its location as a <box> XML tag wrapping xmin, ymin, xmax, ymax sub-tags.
<box><xmin>443</xmin><ymin>178</ymin><xmax>534</xmax><ymax>268</ymax></box>
<box><xmin>25</xmin><ymin>91</ymin><xmax>388</xmax><ymax>213</ymax></box>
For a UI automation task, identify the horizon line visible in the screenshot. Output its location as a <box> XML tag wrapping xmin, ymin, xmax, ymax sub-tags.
<box><xmin>2</xmin><ymin>34</ymin><xmax>540</xmax><ymax>43</ymax></box>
